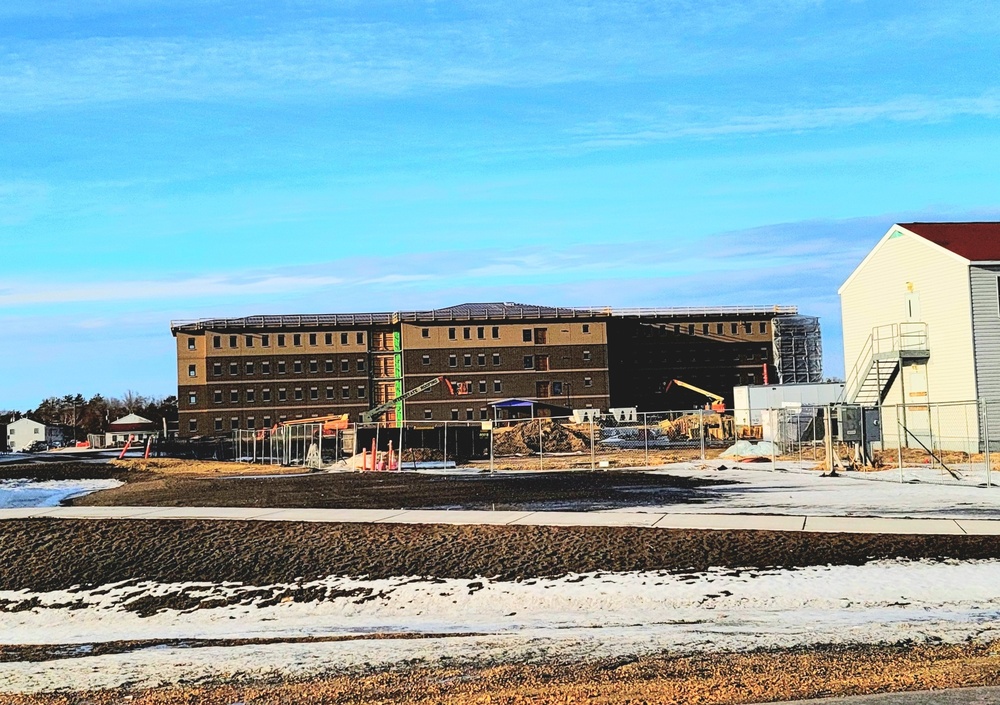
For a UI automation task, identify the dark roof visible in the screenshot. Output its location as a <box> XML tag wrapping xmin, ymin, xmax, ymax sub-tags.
<box><xmin>901</xmin><ymin>222</ymin><xmax>1000</xmax><ymax>261</ymax></box>
<box><xmin>171</xmin><ymin>303</ymin><xmax>798</xmax><ymax>333</ymax></box>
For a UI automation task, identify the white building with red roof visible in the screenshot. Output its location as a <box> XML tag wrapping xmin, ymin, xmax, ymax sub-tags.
<box><xmin>839</xmin><ymin>222</ymin><xmax>1000</xmax><ymax>449</ymax></box>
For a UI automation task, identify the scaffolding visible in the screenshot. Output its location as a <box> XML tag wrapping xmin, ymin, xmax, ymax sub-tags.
<box><xmin>772</xmin><ymin>315</ymin><xmax>823</xmax><ymax>384</ymax></box>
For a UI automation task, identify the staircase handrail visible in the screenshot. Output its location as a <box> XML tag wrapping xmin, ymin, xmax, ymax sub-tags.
<box><xmin>843</xmin><ymin>323</ymin><xmax>928</xmax><ymax>403</ymax></box>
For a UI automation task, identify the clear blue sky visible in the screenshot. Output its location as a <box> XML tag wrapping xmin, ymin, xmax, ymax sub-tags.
<box><xmin>2</xmin><ymin>1</ymin><xmax>999</xmax><ymax>409</ymax></box>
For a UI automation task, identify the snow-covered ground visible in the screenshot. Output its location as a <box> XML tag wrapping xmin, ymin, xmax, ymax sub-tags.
<box><xmin>0</xmin><ymin>478</ymin><xmax>123</xmax><ymax>508</ymax></box>
<box><xmin>2</xmin><ymin>559</ymin><xmax>999</xmax><ymax>692</ymax></box>
<box><xmin>641</xmin><ymin>460</ymin><xmax>1000</xmax><ymax>519</ymax></box>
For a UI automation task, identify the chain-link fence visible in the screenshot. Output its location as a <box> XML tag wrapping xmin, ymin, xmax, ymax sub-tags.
<box><xmin>224</xmin><ymin>400</ymin><xmax>1000</xmax><ymax>486</ymax></box>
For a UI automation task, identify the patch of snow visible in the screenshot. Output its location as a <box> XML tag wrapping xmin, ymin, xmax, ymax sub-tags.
<box><xmin>0</xmin><ymin>479</ymin><xmax>122</xmax><ymax>508</ymax></box>
<box><xmin>2</xmin><ymin>560</ymin><xmax>1000</xmax><ymax>692</ymax></box>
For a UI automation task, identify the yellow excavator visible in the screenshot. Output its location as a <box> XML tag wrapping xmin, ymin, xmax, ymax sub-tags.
<box><xmin>664</xmin><ymin>379</ymin><xmax>726</xmax><ymax>413</ymax></box>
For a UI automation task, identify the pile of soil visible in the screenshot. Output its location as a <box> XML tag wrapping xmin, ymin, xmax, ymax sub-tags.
<box><xmin>3</xmin><ymin>519</ymin><xmax>1000</xmax><ymax>591</ymax></box>
<box><xmin>7</xmin><ymin>642</ymin><xmax>1000</xmax><ymax>705</ymax></box>
<box><xmin>112</xmin><ymin>458</ymin><xmax>295</xmax><ymax>476</ymax></box>
<box><xmin>399</xmin><ymin>448</ymin><xmax>444</xmax><ymax>462</ymax></box>
<box><xmin>69</xmin><ymin>470</ymin><xmax>728</xmax><ymax>510</ymax></box>
<box><xmin>493</xmin><ymin>419</ymin><xmax>592</xmax><ymax>455</ymax></box>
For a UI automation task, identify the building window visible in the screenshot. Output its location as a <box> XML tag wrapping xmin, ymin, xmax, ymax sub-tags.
<box><xmin>294</xmin><ymin>388</ymin><xmax>303</xmax><ymax>401</ymax></box>
<box><xmin>342</xmin><ymin>386</ymin><xmax>350</xmax><ymax>399</ymax></box>
<box><xmin>230</xmin><ymin>389</ymin><xmax>239</xmax><ymax>403</ymax></box>
<box><xmin>422</xmin><ymin>355</ymin><xmax>431</xmax><ymax>365</ymax></box>
<box><xmin>230</xmin><ymin>417</ymin><xmax>239</xmax><ymax>430</ymax></box>
<box><xmin>262</xmin><ymin>361</ymin><xmax>271</xmax><ymax>374</ymax></box>
<box><xmin>424</xmin><ymin>409</ymin><xmax>433</xmax><ymax>420</ymax></box>
<box><xmin>213</xmin><ymin>362</ymin><xmax>222</xmax><ymax>376</ymax></box>
<box><xmin>524</xmin><ymin>355</ymin><xmax>534</xmax><ymax>369</ymax></box>
<box><xmin>188</xmin><ymin>364</ymin><xmax>197</xmax><ymax>377</ymax></box>
<box><xmin>187</xmin><ymin>337</ymin><xmax>196</xmax><ymax>350</ymax></box>
<box><xmin>478</xmin><ymin>380</ymin><xmax>487</xmax><ymax>393</ymax></box>
<box><xmin>246</xmin><ymin>389</ymin><xmax>255</xmax><ymax>403</ymax></box>
<box><xmin>476</xmin><ymin>326</ymin><xmax>485</xmax><ymax>339</ymax></box>
<box><xmin>326</xmin><ymin>387</ymin><xmax>334</xmax><ymax>399</ymax></box>
<box><xmin>309</xmin><ymin>333</ymin><xmax>317</xmax><ymax>346</ymax></box>
<box><xmin>246</xmin><ymin>417</ymin><xmax>255</xmax><ymax>429</ymax></box>
<box><xmin>279</xmin><ymin>388</ymin><xmax>287</xmax><ymax>401</ymax></box>
<box><xmin>477</xmin><ymin>353</ymin><xmax>486</xmax><ymax>366</ymax></box>
<box><xmin>494</xmin><ymin>380</ymin><xmax>502</xmax><ymax>393</ymax></box>
<box><xmin>263</xmin><ymin>416</ymin><xmax>271</xmax><ymax>427</ymax></box>
<box><xmin>244</xmin><ymin>335</ymin><xmax>253</xmax><ymax>348</ymax></box>
<box><xmin>582</xmin><ymin>324</ymin><xmax>590</xmax><ymax>334</ymax></box>
<box><xmin>582</xmin><ymin>350</ymin><xmax>591</xmax><ymax>361</ymax></box>
<box><xmin>451</xmin><ymin>409</ymin><xmax>459</xmax><ymax>420</ymax></box>
<box><xmin>341</xmin><ymin>332</ymin><xmax>349</xmax><ymax>345</ymax></box>
<box><xmin>448</xmin><ymin>327</ymin><xmax>456</xmax><ymax>340</ymax></box>
<box><xmin>522</xmin><ymin>329</ymin><xmax>532</xmax><ymax>342</ymax></box>
<box><xmin>480</xmin><ymin>408</ymin><xmax>488</xmax><ymax>420</ymax></box>
<box><xmin>688</xmin><ymin>324</ymin><xmax>695</xmax><ymax>335</ymax></box>
<box><xmin>760</xmin><ymin>321</ymin><xmax>767</xmax><ymax>334</ymax></box>
<box><xmin>466</xmin><ymin>409</ymin><xmax>474</xmax><ymax>420</ymax></box>
<box><xmin>262</xmin><ymin>334</ymin><xmax>270</xmax><ymax>347</ymax></box>
<box><xmin>245</xmin><ymin>361</ymin><xmax>254</xmax><ymax>375</ymax></box>
<box><xmin>214</xmin><ymin>418</ymin><xmax>223</xmax><ymax>431</ymax></box>
<box><xmin>552</xmin><ymin>381</ymin><xmax>563</xmax><ymax>396</ymax></box>
<box><xmin>492</xmin><ymin>326</ymin><xmax>500</xmax><ymax>339</ymax></box>
<box><xmin>309</xmin><ymin>360</ymin><xmax>318</xmax><ymax>373</ymax></box>
<box><xmin>463</xmin><ymin>327</ymin><xmax>471</xmax><ymax>340</ymax></box>
<box><xmin>357</xmin><ymin>385</ymin><xmax>366</xmax><ymax>398</ymax></box>
<box><xmin>213</xmin><ymin>390</ymin><xmax>223</xmax><ymax>403</ymax></box>
<box><xmin>584</xmin><ymin>376</ymin><xmax>593</xmax><ymax>387</ymax></box>
<box><xmin>744</xmin><ymin>322</ymin><xmax>752</xmax><ymax>334</ymax></box>
<box><xmin>357</xmin><ymin>358</ymin><xmax>366</xmax><ymax>371</ymax></box>
<box><xmin>278</xmin><ymin>334</ymin><xmax>286</xmax><ymax>347</ymax></box>
<box><xmin>293</xmin><ymin>360</ymin><xmax>303</xmax><ymax>373</ymax></box>
<box><xmin>464</xmin><ymin>354</ymin><xmax>472</xmax><ymax>367</ymax></box>
<box><xmin>325</xmin><ymin>333</ymin><xmax>333</xmax><ymax>345</ymax></box>
<box><xmin>229</xmin><ymin>362</ymin><xmax>238</xmax><ymax>375</ymax></box>
<box><xmin>293</xmin><ymin>334</ymin><xmax>302</xmax><ymax>346</ymax></box>
<box><xmin>189</xmin><ymin>393</ymin><xmax>197</xmax><ymax>405</ymax></box>
<box><xmin>534</xmin><ymin>328</ymin><xmax>547</xmax><ymax>344</ymax></box>
<box><xmin>310</xmin><ymin>387</ymin><xmax>319</xmax><ymax>400</ymax></box>
<box><xmin>356</xmin><ymin>332</ymin><xmax>364</xmax><ymax>345</ymax></box>
<box><xmin>536</xmin><ymin>355</ymin><xmax>549</xmax><ymax>371</ymax></box>
<box><xmin>492</xmin><ymin>353</ymin><xmax>500</xmax><ymax>365</ymax></box>
<box><xmin>213</xmin><ymin>335</ymin><xmax>221</xmax><ymax>349</ymax></box>
<box><xmin>229</xmin><ymin>335</ymin><xmax>237</xmax><ymax>348</ymax></box>
<box><xmin>188</xmin><ymin>419</ymin><xmax>197</xmax><ymax>432</ymax></box>
<box><xmin>341</xmin><ymin>359</ymin><xmax>349</xmax><ymax>372</ymax></box>
<box><xmin>262</xmin><ymin>389</ymin><xmax>271</xmax><ymax>402</ymax></box>
<box><xmin>717</xmin><ymin>323</ymin><xmax>724</xmax><ymax>334</ymax></box>
<box><xmin>449</xmin><ymin>355</ymin><xmax>457</xmax><ymax>367</ymax></box>
<box><xmin>278</xmin><ymin>361</ymin><xmax>286</xmax><ymax>374</ymax></box>
<box><xmin>421</xmin><ymin>328</ymin><xmax>430</xmax><ymax>338</ymax></box>
<box><xmin>702</xmin><ymin>324</ymin><xmax>709</xmax><ymax>335</ymax></box>
<box><xmin>731</xmin><ymin>323</ymin><xmax>739</xmax><ymax>335</ymax></box>
<box><xmin>324</xmin><ymin>359</ymin><xmax>333</xmax><ymax>372</ymax></box>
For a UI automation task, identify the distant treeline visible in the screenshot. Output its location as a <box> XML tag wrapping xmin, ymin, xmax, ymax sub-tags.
<box><xmin>1</xmin><ymin>393</ymin><xmax>178</xmax><ymax>440</ymax></box>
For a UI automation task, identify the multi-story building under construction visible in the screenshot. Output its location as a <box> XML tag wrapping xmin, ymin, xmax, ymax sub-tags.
<box><xmin>172</xmin><ymin>303</ymin><xmax>821</xmax><ymax>437</ymax></box>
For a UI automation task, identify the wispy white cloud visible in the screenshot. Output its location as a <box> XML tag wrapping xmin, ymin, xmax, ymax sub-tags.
<box><xmin>573</xmin><ymin>93</ymin><xmax>1000</xmax><ymax>148</ymax></box>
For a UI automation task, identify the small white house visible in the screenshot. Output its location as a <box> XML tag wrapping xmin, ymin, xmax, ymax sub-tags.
<box><xmin>839</xmin><ymin>222</ymin><xmax>1000</xmax><ymax>450</ymax></box>
<box><xmin>105</xmin><ymin>413</ymin><xmax>159</xmax><ymax>446</ymax></box>
<box><xmin>6</xmin><ymin>418</ymin><xmax>63</xmax><ymax>452</ymax></box>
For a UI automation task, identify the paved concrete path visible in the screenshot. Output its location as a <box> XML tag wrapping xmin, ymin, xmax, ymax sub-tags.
<box><xmin>775</xmin><ymin>685</ymin><xmax>1000</xmax><ymax>703</ymax></box>
<box><xmin>3</xmin><ymin>505</ymin><xmax>1000</xmax><ymax>535</ymax></box>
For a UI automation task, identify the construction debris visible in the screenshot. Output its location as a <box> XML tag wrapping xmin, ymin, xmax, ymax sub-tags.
<box><xmin>493</xmin><ymin>419</ymin><xmax>592</xmax><ymax>455</ymax></box>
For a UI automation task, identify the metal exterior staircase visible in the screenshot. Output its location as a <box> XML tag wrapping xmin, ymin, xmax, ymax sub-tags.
<box><xmin>843</xmin><ymin>323</ymin><xmax>929</xmax><ymax>405</ymax></box>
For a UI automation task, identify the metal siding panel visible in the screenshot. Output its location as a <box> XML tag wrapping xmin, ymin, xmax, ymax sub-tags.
<box><xmin>840</xmin><ymin>230</ymin><xmax>976</xmax><ymax>407</ymax></box>
<box><xmin>971</xmin><ymin>266</ymin><xmax>1000</xmax><ymax>438</ymax></box>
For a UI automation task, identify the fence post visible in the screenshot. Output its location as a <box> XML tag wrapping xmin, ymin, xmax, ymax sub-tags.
<box><xmin>590</xmin><ymin>414</ymin><xmax>596</xmax><ymax>471</ymax></box>
<box><xmin>489</xmin><ymin>421</ymin><xmax>494</xmax><ymax>473</ymax></box>
<box><xmin>985</xmin><ymin>399</ymin><xmax>992</xmax><ymax>488</ymax></box>
<box><xmin>699</xmin><ymin>408</ymin><xmax>705</xmax><ymax>462</ymax></box>
<box><xmin>539</xmin><ymin>419</ymin><xmax>544</xmax><ymax>472</ymax></box>
<box><xmin>771</xmin><ymin>408</ymin><xmax>777</xmax><ymax>472</ymax></box>
<box><xmin>643</xmin><ymin>412</ymin><xmax>649</xmax><ymax>467</ymax></box>
<box><xmin>897</xmin><ymin>406</ymin><xmax>904</xmax><ymax>484</ymax></box>
<box><xmin>443</xmin><ymin>421</ymin><xmax>448</xmax><ymax>470</ymax></box>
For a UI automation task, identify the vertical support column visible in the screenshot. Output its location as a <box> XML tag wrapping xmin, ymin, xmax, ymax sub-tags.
<box><xmin>984</xmin><ymin>399</ymin><xmax>992</xmax><ymax>488</ymax></box>
<box><xmin>443</xmin><ymin>421</ymin><xmax>448</xmax><ymax>470</ymax></box>
<box><xmin>699</xmin><ymin>408</ymin><xmax>706</xmax><ymax>462</ymax></box>
<box><xmin>823</xmin><ymin>405</ymin><xmax>834</xmax><ymax>474</ymax></box>
<box><xmin>643</xmin><ymin>412</ymin><xmax>649</xmax><ymax>468</ymax></box>
<box><xmin>590</xmin><ymin>415</ymin><xmax>596</xmax><ymax>471</ymax></box>
<box><xmin>538</xmin><ymin>420</ymin><xmax>543</xmax><ymax>472</ymax></box>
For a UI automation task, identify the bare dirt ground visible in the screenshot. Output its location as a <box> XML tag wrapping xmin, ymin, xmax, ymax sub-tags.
<box><xmin>2</xmin><ymin>642</ymin><xmax>1000</xmax><ymax>704</ymax></box>
<box><xmin>70</xmin><ymin>466</ymin><xmax>733</xmax><ymax>510</ymax></box>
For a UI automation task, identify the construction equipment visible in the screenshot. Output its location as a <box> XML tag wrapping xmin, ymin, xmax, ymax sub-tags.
<box><xmin>665</xmin><ymin>379</ymin><xmax>727</xmax><ymax>413</ymax></box>
<box><xmin>272</xmin><ymin>414</ymin><xmax>349</xmax><ymax>435</ymax></box>
<box><xmin>361</xmin><ymin>376</ymin><xmax>468</xmax><ymax>424</ymax></box>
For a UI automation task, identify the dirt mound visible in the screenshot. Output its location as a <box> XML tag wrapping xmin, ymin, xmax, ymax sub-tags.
<box><xmin>111</xmin><ymin>458</ymin><xmax>296</xmax><ymax>476</ymax></box>
<box><xmin>493</xmin><ymin>419</ymin><xmax>592</xmax><ymax>455</ymax></box>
